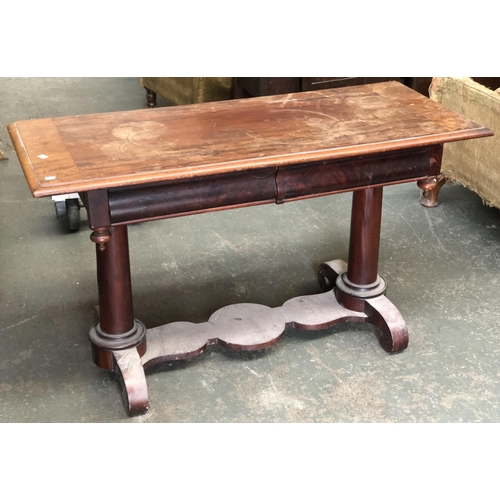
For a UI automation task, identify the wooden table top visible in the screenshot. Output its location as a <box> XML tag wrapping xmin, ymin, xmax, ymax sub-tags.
<box><xmin>8</xmin><ymin>81</ymin><xmax>492</xmax><ymax>198</ymax></box>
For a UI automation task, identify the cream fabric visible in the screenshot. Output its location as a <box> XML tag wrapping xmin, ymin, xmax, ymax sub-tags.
<box><xmin>429</xmin><ymin>77</ymin><xmax>500</xmax><ymax>208</ymax></box>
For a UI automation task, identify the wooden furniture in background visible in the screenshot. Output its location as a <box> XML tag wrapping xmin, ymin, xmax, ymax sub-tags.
<box><xmin>233</xmin><ymin>77</ymin><xmax>433</xmax><ymax>98</ymax></box>
<box><xmin>8</xmin><ymin>82</ymin><xmax>492</xmax><ymax>415</ymax></box>
<box><xmin>140</xmin><ymin>77</ymin><xmax>233</xmax><ymax>107</ymax></box>
<box><xmin>139</xmin><ymin>77</ymin><xmax>433</xmax><ymax>109</ymax></box>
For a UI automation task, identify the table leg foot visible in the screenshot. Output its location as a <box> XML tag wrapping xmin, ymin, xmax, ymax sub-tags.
<box><xmin>113</xmin><ymin>348</ymin><xmax>149</xmax><ymax>416</ymax></box>
<box><xmin>319</xmin><ymin>259</ymin><xmax>409</xmax><ymax>353</ymax></box>
<box><xmin>417</xmin><ymin>174</ymin><xmax>446</xmax><ymax>207</ymax></box>
<box><xmin>364</xmin><ymin>295</ymin><xmax>409</xmax><ymax>353</ymax></box>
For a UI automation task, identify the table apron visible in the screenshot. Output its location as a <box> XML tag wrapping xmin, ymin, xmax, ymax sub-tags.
<box><xmin>276</xmin><ymin>145</ymin><xmax>441</xmax><ymax>202</ymax></box>
<box><xmin>105</xmin><ymin>145</ymin><xmax>442</xmax><ymax>225</ymax></box>
<box><xmin>107</xmin><ymin>167</ymin><xmax>277</xmax><ymax>225</ymax></box>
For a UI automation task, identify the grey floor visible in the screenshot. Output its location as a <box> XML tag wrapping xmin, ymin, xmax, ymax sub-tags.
<box><xmin>1</xmin><ymin>77</ymin><xmax>500</xmax><ymax>423</ymax></box>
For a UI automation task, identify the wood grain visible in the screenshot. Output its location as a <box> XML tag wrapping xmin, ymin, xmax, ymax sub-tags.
<box><xmin>138</xmin><ymin>285</ymin><xmax>406</xmax><ymax>371</ymax></box>
<box><xmin>113</xmin><ymin>348</ymin><xmax>149</xmax><ymax>415</ymax></box>
<box><xmin>140</xmin><ymin>291</ymin><xmax>368</xmax><ymax>369</ymax></box>
<box><xmin>8</xmin><ymin>81</ymin><xmax>493</xmax><ymax>198</ymax></box>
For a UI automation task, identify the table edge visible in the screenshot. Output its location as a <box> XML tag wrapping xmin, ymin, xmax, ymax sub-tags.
<box><xmin>15</xmin><ymin>126</ymin><xmax>493</xmax><ymax>198</ymax></box>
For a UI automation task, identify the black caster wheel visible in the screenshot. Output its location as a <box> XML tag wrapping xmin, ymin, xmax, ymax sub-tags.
<box><xmin>318</xmin><ymin>263</ymin><xmax>336</xmax><ymax>291</ymax></box>
<box><xmin>317</xmin><ymin>260</ymin><xmax>348</xmax><ymax>292</ymax></box>
<box><xmin>54</xmin><ymin>200</ymin><xmax>66</xmax><ymax>219</ymax></box>
<box><xmin>65</xmin><ymin>198</ymin><xmax>80</xmax><ymax>231</ymax></box>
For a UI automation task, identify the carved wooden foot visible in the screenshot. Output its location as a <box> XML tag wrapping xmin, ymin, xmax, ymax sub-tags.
<box><xmin>145</xmin><ymin>87</ymin><xmax>157</xmax><ymax>108</ymax></box>
<box><xmin>113</xmin><ymin>348</ymin><xmax>149</xmax><ymax>415</ymax></box>
<box><xmin>364</xmin><ymin>295</ymin><xmax>409</xmax><ymax>352</ymax></box>
<box><xmin>91</xmin><ymin>311</ymin><xmax>149</xmax><ymax>415</ymax></box>
<box><xmin>318</xmin><ymin>259</ymin><xmax>408</xmax><ymax>353</ymax></box>
<box><xmin>417</xmin><ymin>174</ymin><xmax>446</xmax><ymax>207</ymax></box>
<box><xmin>90</xmin><ymin>322</ymin><xmax>149</xmax><ymax>416</ymax></box>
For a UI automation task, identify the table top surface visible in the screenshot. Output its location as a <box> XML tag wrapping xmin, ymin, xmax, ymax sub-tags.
<box><xmin>8</xmin><ymin>81</ymin><xmax>493</xmax><ymax>198</ymax></box>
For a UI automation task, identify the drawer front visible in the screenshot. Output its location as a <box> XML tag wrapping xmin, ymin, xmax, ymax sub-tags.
<box><xmin>108</xmin><ymin>168</ymin><xmax>277</xmax><ymax>224</ymax></box>
<box><xmin>276</xmin><ymin>146</ymin><xmax>442</xmax><ymax>202</ymax></box>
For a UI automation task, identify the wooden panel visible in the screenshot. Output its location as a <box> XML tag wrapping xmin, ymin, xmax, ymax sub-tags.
<box><xmin>405</xmin><ymin>77</ymin><xmax>432</xmax><ymax>97</ymax></box>
<box><xmin>276</xmin><ymin>147</ymin><xmax>440</xmax><ymax>202</ymax></box>
<box><xmin>141</xmin><ymin>291</ymin><xmax>367</xmax><ymax>367</ymax></box>
<box><xmin>7</xmin><ymin>119</ymin><xmax>81</xmax><ymax>196</ymax></box>
<box><xmin>301</xmin><ymin>77</ymin><xmax>404</xmax><ymax>91</ymax></box>
<box><xmin>108</xmin><ymin>168</ymin><xmax>276</xmax><ymax>224</ymax></box>
<box><xmin>83</xmin><ymin>189</ymin><xmax>111</xmax><ymax>228</ymax></box>
<box><xmin>234</xmin><ymin>77</ymin><xmax>301</xmax><ymax>96</ymax></box>
<box><xmin>8</xmin><ymin>81</ymin><xmax>493</xmax><ymax>198</ymax></box>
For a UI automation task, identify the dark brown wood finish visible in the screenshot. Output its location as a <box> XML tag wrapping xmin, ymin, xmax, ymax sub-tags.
<box><xmin>301</xmin><ymin>77</ymin><xmax>404</xmax><ymax>91</ymax></box>
<box><xmin>417</xmin><ymin>174</ymin><xmax>447</xmax><ymax>207</ymax></box>
<box><xmin>233</xmin><ymin>77</ymin><xmax>301</xmax><ymax>98</ymax></box>
<box><xmin>234</xmin><ymin>77</ymin><xmax>433</xmax><ymax>97</ymax></box>
<box><xmin>404</xmin><ymin>77</ymin><xmax>432</xmax><ymax>97</ymax></box>
<box><xmin>471</xmin><ymin>77</ymin><xmax>500</xmax><ymax>91</ymax></box>
<box><xmin>83</xmin><ymin>189</ymin><xmax>111</xmax><ymax>228</ymax></box>
<box><xmin>108</xmin><ymin>168</ymin><xmax>277</xmax><ymax>224</ymax></box>
<box><xmin>107</xmin><ymin>147</ymin><xmax>441</xmax><ymax>225</ymax></box>
<box><xmin>8</xmin><ymin>82</ymin><xmax>491</xmax><ymax>199</ymax></box>
<box><xmin>88</xmin><ymin>224</ymin><xmax>147</xmax><ymax>371</ymax></box>
<box><xmin>333</xmin><ymin>187</ymin><xmax>388</xmax><ymax>314</ymax></box>
<box><xmin>347</xmin><ymin>187</ymin><xmax>383</xmax><ymax>285</ymax></box>
<box><xmin>7</xmin><ymin>82</ymin><xmax>493</xmax><ymax>415</ymax></box>
<box><xmin>276</xmin><ymin>146</ymin><xmax>442</xmax><ymax>204</ymax></box>
<box><xmin>95</xmin><ymin>225</ymin><xmax>134</xmax><ymax>335</ymax></box>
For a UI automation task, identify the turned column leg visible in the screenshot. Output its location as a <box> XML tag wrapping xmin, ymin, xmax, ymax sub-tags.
<box><xmin>334</xmin><ymin>187</ymin><xmax>408</xmax><ymax>352</ymax></box>
<box><xmin>347</xmin><ymin>187</ymin><xmax>383</xmax><ymax>284</ymax></box>
<box><xmin>88</xmin><ymin>225</ymin><xmax>148</xmax><ymax>414</ymax></box>
<box><xmin>95</xmin><ymin>225</ymin><xmax>134</xmax><ymax>335</ymax></box>
<box><xmin>335</xmin><ymin>187</ymin><xmax>386</xmax><ymax>311</ymax></box>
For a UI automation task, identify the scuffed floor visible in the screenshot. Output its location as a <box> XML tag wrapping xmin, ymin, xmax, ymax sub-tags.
<box><xmin>1</xmin><ymin>77</ymin><xmax>500</xmax><ymax>422</ymax></box>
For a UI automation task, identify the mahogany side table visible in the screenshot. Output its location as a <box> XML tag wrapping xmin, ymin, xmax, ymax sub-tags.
<box><xmin>8</xmin><ymin>81</ymin><xmax>492</xmax><ymax>415</ymax></box>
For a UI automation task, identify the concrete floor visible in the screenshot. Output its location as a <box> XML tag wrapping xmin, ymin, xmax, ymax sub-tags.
<box><xmin>1</xmin><ymin>77</ymin><xmax>500</xmax><ymax>423</ymax></box>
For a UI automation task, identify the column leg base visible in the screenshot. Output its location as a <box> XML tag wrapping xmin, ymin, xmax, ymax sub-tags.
<box><xmin>113</xmin><ymin>348</ymin><xmax>149</xmax><ymax>416</ymax></box>
<box><xmin>91</xmin><ymin>339</ymin><xmax>149</xmax><ymax>416</ymax></box>
<box><xmin>323</xmin><ymin>260</ymin><xmax>409</xmax><ymax>353</ymax></box>
<box><xmin>92</xmin><ymin>259</ymin><xmax>408</xmax><ymax>416</ymax></box>
<box><xmin>89</xmin><ymin>319</ymin><xmax>147</xmax><ymax>369</ymax></box>
<box><xmin>89</xmin><ymin>320</ymin><xmax>149</xmax><ymax>416</ymax></box>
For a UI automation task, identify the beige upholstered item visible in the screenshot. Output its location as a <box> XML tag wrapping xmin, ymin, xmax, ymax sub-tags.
<box><xmin>429</xmin><ymin>77</ymin><xmax>500</xmax><ymax>208</ymax></box>
<box><xmin>140</xmin><ymin>77</ymin><xmax>233</xmax><ymax>106</ymax></box>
